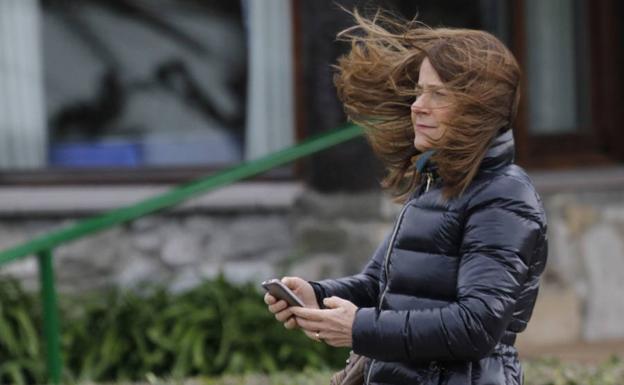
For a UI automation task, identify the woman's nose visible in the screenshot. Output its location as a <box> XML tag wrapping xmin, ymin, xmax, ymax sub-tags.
<box><xmin>411</xmin><ymin>95</ymin><xmax>429</xmax><ymax>113</ymax></box>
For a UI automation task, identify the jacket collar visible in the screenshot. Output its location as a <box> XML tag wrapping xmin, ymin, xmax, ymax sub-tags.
<box><xmin>415</xmin><ymin>129</ymin><xmax>515</xmax><ymax>175</ymax></box>
<box><xmin>480</xmin><ymin>129</ymin><xmax>515</xmax><ymax>171</ymax></box>
<box><xmin>415</xmin><ymin>150</ymin><xmax>436</xmax><ymax>174</ymax></box>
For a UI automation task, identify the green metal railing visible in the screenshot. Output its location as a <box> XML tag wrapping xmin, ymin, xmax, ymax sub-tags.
<box><xmin>0</xmin><ymin>124</ymin><xmax>363</xmax><ymax>384</ymax></box>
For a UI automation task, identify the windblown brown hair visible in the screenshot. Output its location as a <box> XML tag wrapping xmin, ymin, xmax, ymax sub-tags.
<box><xmin>334</xmin><ymin>10</ymin><xmax>521</xmax><ymax>201</ymax></box>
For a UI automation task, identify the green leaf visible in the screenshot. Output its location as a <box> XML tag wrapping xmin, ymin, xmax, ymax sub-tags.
<box><xmin>0</xmin><ymin>361</ymin><xmax>26</xmax><ymax>385</ymax></box>
<box><xmin>13</xmin><ymin>308</ymin><xmax>39</xmax><ymax>357</ymax></box>
<box><xmin>0</xmin><ymin>307</ymin><xmax>21</xmax><ymax>356</ymax></box>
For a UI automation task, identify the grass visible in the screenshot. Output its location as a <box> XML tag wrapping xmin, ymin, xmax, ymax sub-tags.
<box><xmin>523</xmin><ymin>356</ymin><xmax>624</xmax><ymax>385</ymax></box>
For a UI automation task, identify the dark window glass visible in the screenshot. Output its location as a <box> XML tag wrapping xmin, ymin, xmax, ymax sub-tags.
<box><xmin>524</xmin><ymin>0</ymin><xmax>591</xmax><ymax>135</ymax></box>
<box><xmin>42</xmin><ymin>0</ymin><xmax>246</xmax><ymax>168</ymax></box>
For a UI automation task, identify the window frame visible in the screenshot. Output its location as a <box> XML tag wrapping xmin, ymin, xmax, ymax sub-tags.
<box><xmin>511</xmin><ymin>0</ymin><xmax>623</xmax><ymax>169</ymax></box>
<box><xmin>0</xmin><ymin>166</ymin><xmax>295</xmax><ymax>186</ymax></box>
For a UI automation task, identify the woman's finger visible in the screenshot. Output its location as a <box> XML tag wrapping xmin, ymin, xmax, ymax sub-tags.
<box><xmin>302</xmin><ymin>329</ymin><xmax>325</xmax><ymax>342</ymax></box>
<box><xmin>310</xmin><ymin>330</ymin><xmax>346</xmax><ymax>347</ymax></box>
<box><xmin>290</xmin><ymin>306</ymin><xmax>327</xmax><ymax>321</ymax></box>
<box><xmin>275</xmin><ymin>308</ymin><xmax>293</xmax><ymax>323</ymax></box>
<box><xmin>296</xmin><ymin>317</ymin><xmax>327</xmax><ymax>332</ymax></box>
<box><xmin>284</xmin><ymin>317</ymin><xmax>298</xmax><ymax>330</ymax></box>
<box><xmin>268</xmin><ymin>299</ymin><xmax>287</xmax><ymax>314</ymax></box>
<box><xmin>301</xmin><ymin>329</ymin><xmax>342</xmax><ymax>345</ymax></box>
<box><xmin>264</xmin><ymin>293</ymin><xmax>276</xmax><ymax>305</ymax></box>
<box><xmin>302</xmin><ymin>329</ymin><xmax>316</xmax><ymax>340</ymax></box>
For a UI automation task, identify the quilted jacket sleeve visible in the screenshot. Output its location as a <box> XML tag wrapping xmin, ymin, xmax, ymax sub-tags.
<box><xmin>309</xmin><ymin>232</ymin><xmax>390</xmax><ymax>309</ymax></box>
<box><xmin>352</xmin><ymin>177</ymin><xmax>546</xmax><ymax>362</ymax></box>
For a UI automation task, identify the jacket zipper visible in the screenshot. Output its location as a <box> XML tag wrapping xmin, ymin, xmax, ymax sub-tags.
<box><xmin>365</xmin><ymin>174</ymin><xmax>433</xmax><ymax>385</ymax></box>
<box><xmin>424</xmin><ymin>172</ymin><xmax>433</xmax><ymax>193</ymax></box>
<box><xmin>365</xmin><ymin>203</ymin><xmax>409</xmax><ymax>385</ymax></box>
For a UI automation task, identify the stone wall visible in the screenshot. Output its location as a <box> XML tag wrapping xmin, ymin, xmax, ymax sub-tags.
<box><xmin>0</xmin><ymin>212</ymin><xmax>295</xmax><ymax>293</ymax></box>
<box><xmin>0</xmin><ymin>187</ymin><xmax>393</xmax><ymax>294</ymax></box>
<box><xmin>517</xmin><ymin>190</ymin><xmax>624</xmax><ymax>349</ymax></box>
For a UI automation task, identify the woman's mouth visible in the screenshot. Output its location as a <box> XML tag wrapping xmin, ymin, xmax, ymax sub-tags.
<box><xmin>415</xmin><ymin>123</ymin><xmax>436</xmax><ymax>130</ymax></box>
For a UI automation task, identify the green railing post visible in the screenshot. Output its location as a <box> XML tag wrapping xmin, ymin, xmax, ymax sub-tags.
<box><xmin>38</xmin><ymin>249</ymin><xmax>62</xmax><ymax>384</ymax></box>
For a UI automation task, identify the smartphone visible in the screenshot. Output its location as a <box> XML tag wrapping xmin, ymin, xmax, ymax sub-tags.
<box><xmin>261</xmin><ymin>279</ymin><xmax>305</xmax><ymax>307</ymax></box>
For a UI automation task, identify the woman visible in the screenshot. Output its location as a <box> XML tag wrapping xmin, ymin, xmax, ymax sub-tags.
<box><xmin>265</xmin><ymin>11</ymin><xmax>547</xmax><ymax>385</ymax></box>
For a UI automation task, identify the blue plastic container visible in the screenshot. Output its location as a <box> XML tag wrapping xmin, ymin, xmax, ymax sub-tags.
<box><xmin>49</xmin><ymin>141</ymin><xmax>142</xmax><ymax>168</ymax></box>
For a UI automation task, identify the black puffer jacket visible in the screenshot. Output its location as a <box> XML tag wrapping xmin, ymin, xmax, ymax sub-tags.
<box><xmin>311</xmin><ymin>130</ymin><xmax>548</xmax><ymax>385</ymax></box>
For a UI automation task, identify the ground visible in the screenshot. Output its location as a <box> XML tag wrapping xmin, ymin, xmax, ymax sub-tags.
<box><xmin>521</xmin><ymin>338</ymin><xmax>624</xmax><ymax>363</ymax></box>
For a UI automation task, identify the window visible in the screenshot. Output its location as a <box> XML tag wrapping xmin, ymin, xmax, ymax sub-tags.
<box><xmin>0</xmin><ymin>0</ymin><xmax>296</xmax><ymax>184</ymax></box>
<box><xmin>525</xmin><ymin>0</ymin><xmax>591</xmax><ymax>136</ymax></box>
<box><xmin>513</xmin><ymin>0</ymin><xmax>623</xmax><ymax>168</ymax></box>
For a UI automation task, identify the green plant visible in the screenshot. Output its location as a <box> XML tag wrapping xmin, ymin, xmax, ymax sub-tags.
<box><xmin>0</xmin><ymin>275</ymin><xmax>348</xmax><ymax>384</ymax></box>
<box><xmin>0</xmin><ymin>278</ymin><xmax>45</xmax><ymax>385</ymax></box>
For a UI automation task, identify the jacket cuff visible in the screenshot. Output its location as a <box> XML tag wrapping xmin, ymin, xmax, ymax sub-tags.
<box><xmin>308</xmin><ymin>281</ymin><xmax>327</xmax><ymax>309</ymax></box>
<box><xmin>351</xmin><ymin>307</ymin><xmax>378</xmax><ymax>357</ymax></box>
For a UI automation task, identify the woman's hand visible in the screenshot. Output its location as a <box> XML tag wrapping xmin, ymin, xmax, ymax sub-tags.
<box><xmin>290</xmin><ymin>296</ymin><xmax>357</xmax><ymax>347</ymax></box>
<box><xmin>264</xmin><ymin>276</ymin><xmax>319</xmax><ymax>330</ymax></box>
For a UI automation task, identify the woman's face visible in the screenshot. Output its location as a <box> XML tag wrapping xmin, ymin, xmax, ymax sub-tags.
<box><xmin>411</xmin><ymin>57</ymin><xmax>453</xmax><ymax>151</ymax></box>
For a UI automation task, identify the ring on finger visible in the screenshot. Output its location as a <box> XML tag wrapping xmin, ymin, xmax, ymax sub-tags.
<box><xmin>315</xmin><ymin>331</ymin><xmax>323</xmax><ymax>343</ymax></box>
